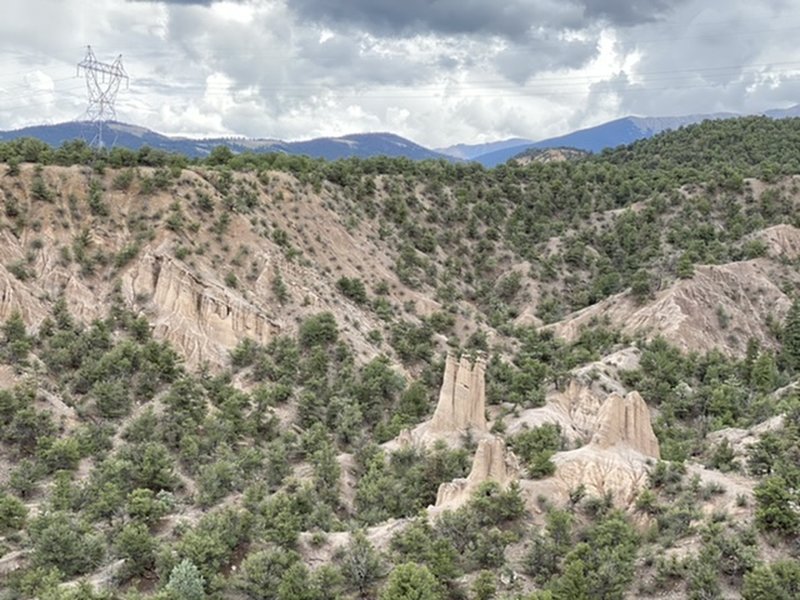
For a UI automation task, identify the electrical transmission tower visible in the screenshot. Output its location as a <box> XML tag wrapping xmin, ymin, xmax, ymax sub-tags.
<box><xmin>76</xmin><ymin>45</ymin><xmax>128</xmax><ymax>148</ymax></box>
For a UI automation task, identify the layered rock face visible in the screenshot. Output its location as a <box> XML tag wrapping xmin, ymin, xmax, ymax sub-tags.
<box><xmin>389</xmin><ymin>353</ymin><xmax>489</xmax><ymax>450</ymax></box>
<box><xmin>121</xmin><ymin>252</ymin><xmax>276</xmax><ymax>366</ymax></box>
<box><xmin>429</xmin><ymin>353</ymin><xmax>487</xmax><ymax>433</ymax></box>
<box><xmin>755</xmin><ymin>223</ymin><xmax>800</xmax><ymax>260</ymax></box>
<box><xmin>525</xmin><ymin>389</ymin><xmax>661</xmax><ymax>509</ymax></box>
<box><xmin>592</xmin><ymin>391</ymin><xmax>660</xmax><ymax>458</ymax></box>
<box><xmin>551</xmin><ymin>258</ymin><xmax>792</xmax><ymax>356</ymax></box>
<box><xmin>435</xmin><ymin>436</ymin><xmax>520</xmax><ymax>508</ymax></box>
<box><xmin>505</xmin><ymin>379</ymin><xmax>622</xmax><ymax>444</ymax></box>
<box><xmin>547</xmin><ymin>448</ymin><xmax>653</xmax><ymax>506</ymax></box>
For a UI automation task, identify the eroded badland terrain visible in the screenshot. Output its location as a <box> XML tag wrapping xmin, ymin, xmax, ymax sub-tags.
<box><xmin>1</xmin><ymin>117</ymin><xmax>800</xmax><ymax>599</ymax></box>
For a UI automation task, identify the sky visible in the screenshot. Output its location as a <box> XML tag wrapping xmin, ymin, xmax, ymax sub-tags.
<box><xmin>0</xmin><ymin>0</ymin><xmax>799</xmax><ymax>147</ymax></box>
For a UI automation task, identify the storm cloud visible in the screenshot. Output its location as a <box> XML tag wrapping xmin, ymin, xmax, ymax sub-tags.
<box><xmin>287</xmin><ymin>0</ymin><xmax>686</xmax><ymax>38</ymax></box>
<box><xmin>0</xmin><ymin>0</ymin><xmax>798</xmax><ymax>147</ymax></box>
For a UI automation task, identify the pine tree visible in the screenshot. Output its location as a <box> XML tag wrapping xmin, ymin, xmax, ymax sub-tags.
<box><xmin>782</xmin><ymin>298</ymin><xmax>800</xmax><ymax>371</ymax></box>
<box><xmin>550</xmin><ymin>558</ymin><xmax>589</xmax><ymax>600</ymax></box>
<box><xmin>166</xmin><ymin>559</ymin><xmax>206</xmax><ymax>600</ymax></box>
<box><xmin>751</xmin><ymin>352</ymin><xmax>778</xmax><ymax>393</ymax></box>
<box><xmin>2</xmin><ymin>310</ymin><xmax>31</xmax><ymax>362</ymax></box>
<box><xmin>379</xmin><ymin>563</ymin><xmax>441</xmax><ymax>600</ymax></box>
<box><xmin>343</xmin><ymin>531</ymin><xmax>383</xmax><ymax>597</ymax></box>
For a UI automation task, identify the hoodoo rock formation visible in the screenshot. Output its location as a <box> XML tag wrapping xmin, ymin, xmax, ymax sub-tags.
<box><xmin>592</xmin><ymin>391</ymin><xmax>661</xmax><ymax>458</ymax></box>
<box><xmin>435</xmin><ymin>435</ymin><xmax>520</xmax><ymax>509</ymax></box>
<box><xmin>429</xmin><ymin>352</ymin><xmax>487</xmax><ymax>433</ymax></box>
<box><xmin>389</xmin><ymin>352</ymin><xmax>490</xmax><ymax>450</ymax></box>
<box><xmin>522</xmin><ymin>389</ymin><xmax>661</xmax><ymax>510</ymax></box>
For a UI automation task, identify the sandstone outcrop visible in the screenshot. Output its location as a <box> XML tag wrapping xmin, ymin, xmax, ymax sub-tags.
<box><xmin>506</xmin><ymin>380</ymin><xmax>660</xmax><ymax>452</ymax></box>
<box><xmin>543</xmin><ymin>447</ymin><xmax>654</xmax><ymax>506</ymax></box>
<box><xmin>121</xmin><ymin>252</ymin><xmax>277</xmax><ymax>366</ymax></box>
<box><xmin>0</xmin><ymin>165</ymin><xmax>434</xmax><ymax>370</ymax></box>
<box><xmin>435</xmin><ymin>435</ymin><xmax>520</xmax><ymax>509</ymax></box>
<box><xmin>551</xmin><ymin>259</ymin><xmax>791</xmax><ymax>356</ymax></box>
<box><xmin>429</xmin><ymin>352</ymin><xmax>487</xmax><ymax>433</ymax></box>
<box><xmin>504</xmin><ymin>380</ymin><xmax>607</xmax><ymax>444</ymax></box>
<box><xmin>421</xmin><ymin>360</ymin><xmax>661</xmax><ymax>511</ymax></box>
<box><xmin>754</xmin><ymin>224</ymin><xmax>800</xmax><ymax>260</ymax></box>
<box><xmin>0</xmin><ymin>269</ymin><xmax>37</xmax><ymax>325</ymax></box>
<box><xmin>571</xmin><ymin>347</ymin><xmax>641</xmax><ymax>397</ymax></box>
<box><xmin>387</xmin><ymin>353</ymin><xmax>490</xmax><ymax>450</ymax></box>
<box><xmin>521</xmin><ymin>390</ymin><xmax>661</xmax><ymax>510</ymax></box>
<box><xmin>592</xmin><ymin>391</ymin><xmax>660</xmax><ymax>458</ymax></box>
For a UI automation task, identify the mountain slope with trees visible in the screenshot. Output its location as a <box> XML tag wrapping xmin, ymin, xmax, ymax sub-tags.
<box><xmin>0</xmin><ymin>116</ymin><xmax>799</xmax><ymax>599</ymax></box>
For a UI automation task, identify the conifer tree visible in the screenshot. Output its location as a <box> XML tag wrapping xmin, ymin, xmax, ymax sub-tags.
<box><xmin>782</xmin><ymin>298</ymin><xmax>800</xmax><ymax>371</ymax></box>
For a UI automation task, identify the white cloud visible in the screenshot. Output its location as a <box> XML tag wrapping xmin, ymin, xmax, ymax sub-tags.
<box><xmin>0</xmin><ymin>0</ymin><xmax>798</xmax><ymax>146</ymax></box>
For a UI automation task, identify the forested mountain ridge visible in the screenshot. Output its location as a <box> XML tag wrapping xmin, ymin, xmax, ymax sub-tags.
<box><xmin>456</xmin><ymin>107</ymin><xmax>800</xmax><ymax>167</ymax></box>
<box><xmin>3</xmin><ymin>105</ymin><xmax>799</xmax><ymax>167</ymax></box>
<box><xmin>0</xmin><ymin>122</ymin><xmax>456</xmax><ymax>163</ymax></box>
<box><xmin>0</xmin><ymin>116</ymin><xmax>799</xmax><ymax>599</ymax></box>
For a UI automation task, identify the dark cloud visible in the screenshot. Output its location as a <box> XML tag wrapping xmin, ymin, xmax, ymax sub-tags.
<box><xmin>287</xmin><ymin>0</ymin><xmax>686</xmax><ymax>40</ymax></box>
<box><xmin>580</xmin><ymin>0</ymin><xmax>685</xmax><ymax>26</ymax></box>
<box><xmin>2</xmin><ymin>0</ymin><xmax>800</xmax><ymax>146</ymax></box>
<box><xmin>287</xmin><ymin>0</ymin><xmax>581</xmax><ymax>40</ymax></box>
<box><xmin>493</xmin><ymin>35</ymin><xmax>598</xmax><ymax>84</ymax></box>
<box><xmin>128</xmin><ymin>0</ymin><xmax>216</xmax><ymax>4</ymax></box>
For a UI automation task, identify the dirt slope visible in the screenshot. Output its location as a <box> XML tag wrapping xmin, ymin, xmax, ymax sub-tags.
<box><xmin>551</xmin><ymin>258</ymin><xmax>793</xmax><ymax>356</ymax></box>
<box><xmin>0</xmin><ymin>165</ymin><xmax>450</xmax><ymax>367</ymax></box>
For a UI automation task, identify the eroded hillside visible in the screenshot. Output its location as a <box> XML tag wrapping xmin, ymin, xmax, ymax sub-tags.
<box><xmin>1</xmin><ymin>118</ymin><xmax>800</xmax><ymax>600</ymax></box>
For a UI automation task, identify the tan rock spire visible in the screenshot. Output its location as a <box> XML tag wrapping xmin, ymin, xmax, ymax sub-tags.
<box><xmin>435</xmin><ymin>436</ymin><xmax>519</xmax><ymax>507</ymax></box>
<box><xmin>429</xmin><ymin>352</ymin><xmax>487</xmax><ymax>432</ymax></box>
<box><xmin>469</xmin><ymin>356</ymin><xmax>487</xmax><ymax>429</ymax></box>
<box><xmin>592</xmin><ymin>391</ymin><xmax>660</xmax><ymax>459</ymax></box>
<box><xmin>465</xmin><ymin>434</ymin><xmax>518</xmax><ymax>487</ymax></box>
<box><xmin>430</xmin><ymin>352</ymin><xmax>459</xmax><ymax>429</ymax></box>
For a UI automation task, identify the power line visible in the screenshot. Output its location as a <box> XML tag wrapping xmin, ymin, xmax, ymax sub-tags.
<box><xmin>2</xmin><ymin>62</ymin><xmax>798</xmax><ymax>111</ymax></box>
<box><xmin>0</xmin><ymin>65</ymin><xmax>792</xmax><ymax>114</ymax></box>
<box><xmin>110</xmin><ymin>79</ymin><xmax>800</xmax><ymax>107</ymax></box>
<box><xmin>124</xmin><ymin>60</ymin><xmax>800</xmax><ymax>95</ymax></box>
<box><xmin>122</xmin><ymin>66</ymin><xmax>800</xmax><ymax>100</ymax></box>
<box><xmin>0</xmin><ymin>85</ymin><xmax>85</xmax><ymax>112</ymax></box>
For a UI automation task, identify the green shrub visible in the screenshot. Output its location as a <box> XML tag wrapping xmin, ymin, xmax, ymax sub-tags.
<box><xmin>379</xmin><ymin>563</ymin><xmax>442</xmax><ymax>600</ymax></box>
<box><xmin>112</xmin><ymin>169</ymin><xmax>135</xmax><ymax>191</ymax></box>
<box><xmin>743</xmin><ymin>560</ymin><xmax>800</xmax><ymax>600</ymax></box>
<box><xmin>336</xmin><ymin>276</ymin><xmax>368</xmax><ymax>304</ymax></box>
<box><xmin>0</xmin><ymin>493</ymin><xmax>27</xmax><ymax>532</ymax></box>
<box><xmin>508</xmin><ymin>424</ymin><xmax>562</xmax><ymax>478</ymax></box>
<box><xmin>29</xmin><ymin>511</ymin><xmax>105</xmax><ymax>577</ymax></box>
<box><xmin>299</xmin><ymin>313</ymin><xmax>339</xmax><ymax>349</ymax></box>
<box><xmin>754</xmin><ymin>475</ymin><xmax>800</xmax><ymax>536</ymax></box>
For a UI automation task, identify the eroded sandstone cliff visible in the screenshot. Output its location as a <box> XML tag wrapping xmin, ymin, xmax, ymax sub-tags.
<box><xmin>522</xmin><ymin>389</ymin><xmax>661</xmax><ymax>510</ymax></box>
<box><xmin>551</xmin><ymin>258</ymin><xmax>793</xmax><ymax>356</ymax></box>
<box><xmin>390</xmin><ymin>352</ymin><xmax>490</xmax><ymax>450</ymax></box>
<box><xmin>121</xmin><ymin>252</ymin><xmax>277</xmax><ymax>366</ymax></box>
<box><xmin>429</xmin><ymin>352</ymin><xmax>487</xmax><ymax>433</ymax></box>
<box><xmin>435</xmin><ymin>435</ymin><xmax>520</xmax><ymax>509</ymax></box>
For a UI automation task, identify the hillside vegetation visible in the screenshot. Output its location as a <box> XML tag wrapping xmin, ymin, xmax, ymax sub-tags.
<box><xmin>0</xmin><ymin>116</ymin><xmax>799</xmax><ymax>599</ymax></box>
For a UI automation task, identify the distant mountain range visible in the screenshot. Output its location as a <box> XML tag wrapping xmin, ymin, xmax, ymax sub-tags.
<box><xmin>436</xmin><ymin>138</ymin><xmax>533</xmax><ymax>160</ymax></box>
<box><xmin>0</xmin><ymin>121</ymin><xmax>455</xmax><ymax>162</ymax></box>
<box><xmin>465</xmin><ymin>106</ymin><xmax>800</xmax><ymax>167</ymax></box>
<box><xmin>1</xmin><ymin>105</ymin><xmax>799</xmax><ymax>166</ymax></box>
